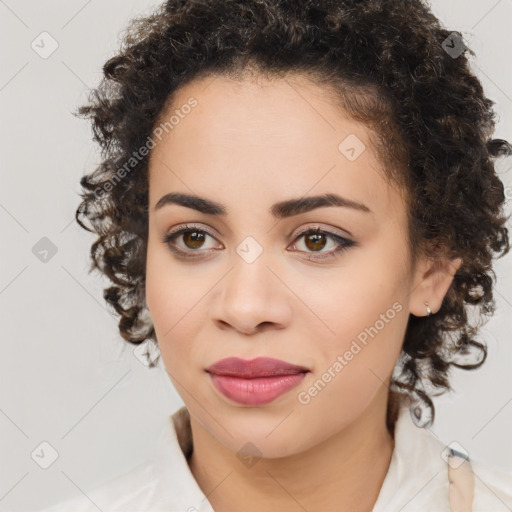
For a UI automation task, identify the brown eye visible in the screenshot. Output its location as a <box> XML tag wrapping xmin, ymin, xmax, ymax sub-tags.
<box><xmin>161</xmin><ymin>224</ymin><xmax>222</xmax><ymax>259</ymax></box>
<box><xmin>304</xmin><ymin>232</ymin><xmax>327</xmax><ymax>252</ymax></box>
<box><xmin>290</xmin><ymin>227</ymin><xmax>356</xmax><ymax>261</ymax></box>
<box><xmin>161</xmin><ymin>224</ymin><xmax>356</xmax><ymax>262</ymax></box>
<box><xmin>182</xmin><ymin>230</ymin><xmax>206</xmax><ymax>249</ymax></box>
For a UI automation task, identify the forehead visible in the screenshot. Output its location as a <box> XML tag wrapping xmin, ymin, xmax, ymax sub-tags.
<box><xmin>147</xmin><ymin>74</ymin><xmax>407</xmax><ymax>221</ymax></box>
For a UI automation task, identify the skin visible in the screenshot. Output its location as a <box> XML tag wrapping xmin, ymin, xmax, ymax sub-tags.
<box><xmin>145</xmin><ymin>73</ymin><xmax>461</xmax><ymax>512</ymax></box>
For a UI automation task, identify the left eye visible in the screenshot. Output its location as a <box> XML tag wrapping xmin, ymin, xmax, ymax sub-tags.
<box><xmin>161</xmin><ymin>225</ymin><xmax>355</xmax><ymax>260</ymax></box>
<box><xmin>289</xmin><ymin>228</ymin><xmax>355</xmax><ymax>260</ymax></box>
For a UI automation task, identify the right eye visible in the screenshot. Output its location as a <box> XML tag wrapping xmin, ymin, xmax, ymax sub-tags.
<box><xmin>160</xmin><ymin>224</ymin><xmax>223</xmax><ymax>259</ymax></box>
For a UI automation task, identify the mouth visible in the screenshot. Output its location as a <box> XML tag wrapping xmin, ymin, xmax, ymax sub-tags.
<box><xmin>206</xmin><ymin>357</ymin><xmax>309</xmax><ymax>406</ymax></box>
<box><xmin>206</xmin><ymin>356</ymin><xmax>309</xmax><ymax>378</ymax></box>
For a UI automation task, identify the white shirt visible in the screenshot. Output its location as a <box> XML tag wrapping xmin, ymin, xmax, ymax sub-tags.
<box><xmin>43</xmin><ymin>405</ymin><xmax>512</xmax><ymax>511</ymax></box>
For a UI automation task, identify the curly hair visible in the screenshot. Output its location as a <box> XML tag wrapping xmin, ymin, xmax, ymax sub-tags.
<box><xmin>75</xmin><ymin>0</ymin><xmax>511</xmax><ymax>428</ymax></box>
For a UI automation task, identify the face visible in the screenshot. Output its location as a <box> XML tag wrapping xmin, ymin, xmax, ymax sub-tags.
<box><xmin>145</xmin><ymin>73</ymin><xmax>419</xmax><ymax>458</ymax></box>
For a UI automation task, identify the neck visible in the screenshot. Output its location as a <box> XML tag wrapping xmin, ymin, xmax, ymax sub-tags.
<box><xmin>188</xmin><ymin>388</ymin><xmax>396</xmax><ymax>512</ymax></box>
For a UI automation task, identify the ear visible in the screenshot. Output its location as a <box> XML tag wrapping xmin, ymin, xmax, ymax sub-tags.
<box><xmin>409</xmin><ymin>254</ymin><xmax>462</xmax><ymax>317</ymax></box>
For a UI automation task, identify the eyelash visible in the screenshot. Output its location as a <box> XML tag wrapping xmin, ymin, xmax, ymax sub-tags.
<box><xmin>160</xmin><ymin>224</ymin><xmax>356</xmax><ymax>261</ymax></box>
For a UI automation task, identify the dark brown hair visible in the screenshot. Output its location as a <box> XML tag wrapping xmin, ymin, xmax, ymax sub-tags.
<box><xmin>75</xmin><ymin>0</ymin><xmax>511</xmax><ymax>427</ymax></box>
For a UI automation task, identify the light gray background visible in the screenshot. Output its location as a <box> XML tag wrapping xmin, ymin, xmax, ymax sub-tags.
<box><xmin>1</xmin><ymin>1</ymin><xmax>511</xmax><ymax>510</ymax></box>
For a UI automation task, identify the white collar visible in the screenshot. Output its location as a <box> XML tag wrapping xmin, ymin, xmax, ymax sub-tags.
<box><xmin>149</xmin><ymin>404</ymin><xmax>451</xmax><ymax>512</ymax></box>
<box><xmin>373</xmin><ymin>405</ymin><xmax>450</xmax><ymax>511</ymax></box>
<box><xmin>46</xmin><ymin>403</ymin><xmax>512</xmax><ymax>511</ymax></box>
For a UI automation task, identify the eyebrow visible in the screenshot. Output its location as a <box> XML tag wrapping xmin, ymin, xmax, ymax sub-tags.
<box><xmin>154</xmin><ymin>192</ymin><xmax>371</xmax><ymax>219</ymax></box>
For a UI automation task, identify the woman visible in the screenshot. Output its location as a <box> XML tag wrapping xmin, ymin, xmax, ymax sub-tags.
<box><xmin>44</xmin><ymin>0</ymin><xmax>512</xmax><ymax>510</ymax></box>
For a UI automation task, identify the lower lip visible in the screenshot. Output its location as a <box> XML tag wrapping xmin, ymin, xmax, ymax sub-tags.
<box><xmin>209</xmin><ymin>372</ymin><xmax>307</xmax><ymax>406</ymax></box>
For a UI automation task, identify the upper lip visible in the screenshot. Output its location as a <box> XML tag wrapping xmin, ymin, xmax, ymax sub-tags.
<box><xmin>206</xmin><ymin>357</ymin><xmax>309</xmax><ymax>378</ymax></box>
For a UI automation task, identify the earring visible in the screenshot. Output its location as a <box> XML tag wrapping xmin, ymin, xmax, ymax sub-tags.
<box><xmin>409</xmin><ymin>389</ymin><xmax>433</xmax><ymax>428</ymax></box>
<box><xmin>425</xmin><ymin>302</ymin><xmax>432</xmax><ymax>317</ymax></box>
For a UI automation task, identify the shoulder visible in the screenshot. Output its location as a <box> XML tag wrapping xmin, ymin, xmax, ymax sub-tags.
<box><xmin>40</xmin><ymin>459</ymin><xmax>157</xmax><ymax>512</ymax></box>
<box><xmin>378</xmin><ymin>404</ymin><xmax>512</xmax><ymax>512</ymax></box>
<box><xmin>40</xmin><ymin>407</ymin><xmax>206</xmax><ymax>512</ymax></box>
<box><xmin>470</xmin><ymin>457</ymin><xmax>512</xmax><ymax>512</ymax></box>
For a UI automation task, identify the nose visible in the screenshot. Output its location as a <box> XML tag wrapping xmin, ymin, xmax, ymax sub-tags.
<box><xmin>210</xmin><ymin>252</ymin><xmax>292</xmax><ymax>336</ymax></box>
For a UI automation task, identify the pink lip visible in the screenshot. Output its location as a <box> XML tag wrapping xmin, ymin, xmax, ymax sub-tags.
<box><xmin>206</xmin><ymin>357</ymin><xmax>309</xmax><ymax>405</ymax></box>
<box><xmin>207</xmin><ymin>357</ymin><xmax>309</xmax><ymax>377</ymax></box>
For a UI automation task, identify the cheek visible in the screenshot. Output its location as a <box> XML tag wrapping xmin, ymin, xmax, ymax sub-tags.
<box><xmin>145</xmin><ymin>237</ymin><xmax>198</xmax><ymax>328</ymax></box>
<box><xmin>308</xmin><ymin>268</ymin><xmax>407</xmax><ymax>353</ymax></box>
<box><xmin>145</xmin><ymin>248</ymin><xmax>187</xmax><ymax>351</ymax></box>
<box><xmin>145</xmin><ymin>244</ymin><xmax>213</xmax><ymax>376</ymax></box>
<box><xmin>295</xmin><ymin>303</ymin><xmax>408</xmax><ymax>432</ymax></box>
<box><xmin>301</xmin><ymin>243</ymin><xmax>410</xmax><ymax>392</ymax></box>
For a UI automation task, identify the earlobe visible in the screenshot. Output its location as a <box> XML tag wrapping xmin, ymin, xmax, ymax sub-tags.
<box><xmin>409</xmin><ymin>255</ymin><xmax>462</xmax><ymax>317</ymax></box>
